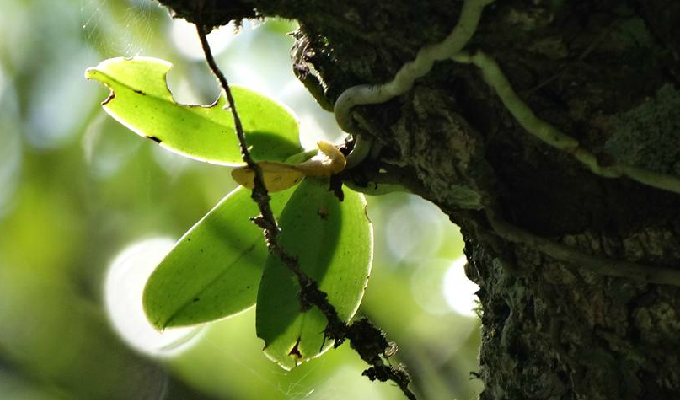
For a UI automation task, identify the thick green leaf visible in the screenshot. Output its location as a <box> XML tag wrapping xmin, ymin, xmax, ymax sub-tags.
<box><xmin>255</xmin><ymin>179</ymin><xmax>372</xmax><ymax>370</ymax></box>
<box><xmin>143</xmin><ymin>186</ymin><xmax>295</xmax><ymax>329</ymax></box>
<box><xmin>85</xmin><ymin>56</ymin><xmax>301</xmax><ymax>165</ymax></box>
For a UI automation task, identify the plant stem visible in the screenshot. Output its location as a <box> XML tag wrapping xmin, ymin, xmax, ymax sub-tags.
<box><xmin>196</xmin><ymin>23</ymin><xmax>418</xmax><ymax>400</ymax></box>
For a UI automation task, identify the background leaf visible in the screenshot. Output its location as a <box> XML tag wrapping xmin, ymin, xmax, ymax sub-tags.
<box><xmin>256</xmin><ymin>179</ymin><xmax>372</xmax><ymax>370</ymax></box>
<box><xmin>86</xmin><ymin>57</ymin><xmax>301</xmax><ymax>165</ymax></box>
<box><xmin>143</xmin><ymin>186</ymin><xmax>295</xmax><ymax>329</ymax></box>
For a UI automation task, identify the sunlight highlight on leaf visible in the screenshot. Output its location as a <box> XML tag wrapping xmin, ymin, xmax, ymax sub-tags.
<box><xmin>85</xmin><ymin>56</ymin><xmax>301</xmax><ymax>165</ymax></box>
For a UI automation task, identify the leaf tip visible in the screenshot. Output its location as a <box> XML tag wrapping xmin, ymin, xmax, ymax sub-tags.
<box><xmin>84</xmin><ymin>68</ymin><xmax>106</xmax><ymax>85</ymax></box>
<box><xmin>260</xmin><ymin>342</ymin><xmax>297</xmax><ymax>371</ymax></box>
<box><xmin>146</xmin><ymin>315</ymin><xmax>167</xmax><ymax>332</ymax></box>
<box><xmin>83</xmin><ymin>67</ymin><xmax>96</xmax><ymax>80</ymax></box>
<box><xmin>142</xmin><ymin>286</ymin><xmax>166</xmax><ymax>331</ymax></box>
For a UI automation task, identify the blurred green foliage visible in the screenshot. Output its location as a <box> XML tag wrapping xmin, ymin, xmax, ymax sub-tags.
<box><xmin>0</xmin><ymin>0</ymin><xmax>482</xmax><ymax>399</ymax></box>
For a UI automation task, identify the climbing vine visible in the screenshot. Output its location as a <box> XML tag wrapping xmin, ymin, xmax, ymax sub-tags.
<box><xmin>333</xmin><ymin>0</ymin><xmax>680</xmax><ymax>287</ymax></box>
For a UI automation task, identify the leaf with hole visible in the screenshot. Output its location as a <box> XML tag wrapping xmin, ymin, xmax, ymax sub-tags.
<box><xmin>143</xmin><ymin>186</ymin><xmax>295</xmax><ymax>329</ymax></box>
<box><xmin>85</xmin><ymin>56</ymin><xmax>301</xmax><ymax>165</ymax></box>
<box><xmin>255</xmin><ymin>179</ymin><xmax>372</xmax><ymax>369</ymax></box>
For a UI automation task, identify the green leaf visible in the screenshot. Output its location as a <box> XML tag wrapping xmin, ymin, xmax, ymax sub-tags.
<box><xmin>255</xmin><ymin>179</ymin><xmax>372</xmax><ymax>370</ymax></box>
<box><xmin>143</xmin><ymin>186</ymin><xmax>295</xmax><ymax>329</ymax></box>
<box><xmin>85</xmin><ymin>56</ymin><xmax>301</xmax><ymax>165</ymax></box>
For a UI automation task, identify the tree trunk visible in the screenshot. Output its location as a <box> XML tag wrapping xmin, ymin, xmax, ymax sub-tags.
<box><xmin>155</xmin><ymin>0</ymin><xmax>680</xmax><ymax>398</ymax></box>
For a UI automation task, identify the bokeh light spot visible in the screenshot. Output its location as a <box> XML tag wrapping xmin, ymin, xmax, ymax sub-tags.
<box><xmin>26</xmin><ymin>49</ymin><xmax>100</xmax><ymax>149</ymax></box>
<box><xmin>171</xmin><ymin>19</ymin><xmax>238</xmax><ymax>60</ymax></box>
<box><xmin>105</xmin><ymin>238</ymin><xmax>204</xmax><ymax>357</ymax></box>
<box><xmin>410</xmin><ymin>258</ymin><xmax>454</xmax><ymax>315</ymax></box>
<box><xmin>0</xmin><ymin>124</ymin><xmax>21</xmax><ymax>219</ymax></box>
<box><xmin>443</xmin><ymin>256</ymin><xmax>480</xmax><ymax>317</ymax></box>
<box><xmin>386</xmin><ymin>196</ymin><xmax>444</xmax><ymax>263</ymax></box>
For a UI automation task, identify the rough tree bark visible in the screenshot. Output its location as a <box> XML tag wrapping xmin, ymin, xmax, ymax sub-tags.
<box><xmin>154</xmin><ymin>1</ymin><xmax>680</xmax><ymax>399</ymax></box>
